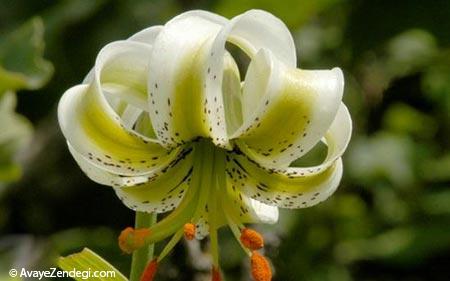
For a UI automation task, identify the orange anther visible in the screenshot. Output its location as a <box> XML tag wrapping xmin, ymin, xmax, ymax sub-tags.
<box><xmin>140</xmin><ymin>259</ymin><xmax>158</xmax><ymax>281</ymax></box>
<box><xmin>118</xmin><ymin>227</ymin><xmax>151</xmax><ymax>254</ymax></box>
<box><xmin>212</xmin><ymin>266</ymin><xmax>222</xmax><ymax>281</ymax></box>
<box><xmin>240</xmin><ymin>228</ymin><xmax>264</xmax><ymax>250</ymax></box>
<box><xmin>251</xmin><ymin>251</ymin><xmax>272</xmax><ymax>281</ymax></box>
<box><xmin>183</xmin><ymin>223</ymin><xmax>196</xmax><ymax>240</ymax></box>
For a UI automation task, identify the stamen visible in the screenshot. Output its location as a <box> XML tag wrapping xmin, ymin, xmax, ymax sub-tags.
<box><xmin>240</xmin><ymin>228</ymin><xmax>264</xmax><ymax>250</ymax></box>
<box><xmin>212</xmin><ymin>266</ymin><xmax>222</xmax><ymax>281</ymax></box>
<box><xmin>183</xmin><ymin>223</ymin><xmax>196</xmax><ymax>240</ymax></box>
<box><xmin>140</xmin><ymin>259</ymin><xmax>158</xmax><ymax>281</ymax></box>
<box><xmin>251</xmin><ymin>251</ymin><xmax>272</xmax><ymax>281</ymax></box>
<box><xmin>224</xmin><ymin>212</ymin><xmax>251</xmax><ymax>256</ymax></box>
<box><xmin>118</xmin><ymin>227</ymin><xmax>151</xmax><ymax>254</ymax></box>
<box><xmin>209</xmin><ymin>227</ymin><xmax>220</xmax><ymax>267</ymax></box>
<box><xmin>157</xmin><ymin>229</ymin><xmax>184</xmax><ymax>262</ymax></box>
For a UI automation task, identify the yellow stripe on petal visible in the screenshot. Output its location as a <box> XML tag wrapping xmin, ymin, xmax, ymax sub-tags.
<box><xmin>58</xmin><ymin>84</ymin><xmax>177</xmax><ymax>176</ymax></box>
<box><xmin>225</xmin><ymin>104</ymin><xmax>351</xmax><ymax>209</ymax></box>
<box><xmin>80</xmin><ymin>88</ymin><xmax>153</xmax><ymax>157</ymax></box>
<box><xmin>170</xmin><ymin>46</ymin><xmax>210</xmax><ymax>141</ymax></box>
<box><xmin>234</xmin><ymin>49</ymin><xmax>344</xmax><ymax>168</ymax></box>
<box><xmin>148</xmin><ymin>11</ymin><xmax>229</xmax><ymax>148</ymax></box>
<box><xmin>222</xmin><ymin>52</ymin><xmax>243</xmax><ymax>135</ymax></box>
<box><xmin>206</xmin><ymin>9</ymin><xmax>296</xmax><ymax>139</ymax></box>
<box><xmin>225</xmin><ymin>103</ymin><xmax>351</xmax><ymax>209</ymax></box>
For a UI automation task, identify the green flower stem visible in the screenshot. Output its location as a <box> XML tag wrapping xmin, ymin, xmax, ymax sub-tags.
<box><xmin>130</xmin><ymin>211</ymin><xmax>157</xmax><ymax>281</ymax></box>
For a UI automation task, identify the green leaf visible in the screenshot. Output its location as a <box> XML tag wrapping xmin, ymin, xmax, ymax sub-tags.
<box><xmin>0</xmin><ymin>92</ymin><xmax>32</xmax><ymax>184</ymax></box>
<box><xmin>421</xmin><ymin>190</ymin><xmax>450</xmax><ymax>214</ymax></box>
<box><xmin>43</xmin><ymin>0</ymin><xmax>108</xmax><ymax>37</ymax></box>
<box><xmin>385</xmin><ymin>29</ymin><xmax>438</xmax><ymax>77</ymax></box>
<box><xmin>382</xmin><ymin>103</ymin><xmax>437</xmax><ymax>138</ymax></box>
<box><xmin>0</xmin><ymin>17</ymin><xmax>53</xmax><ymax>95</ymax></box>
<box><xmin>335</xmin><ymin>223</ymin><xmax>450</xmax><ymax>266</ymax></box>
<box><xmin>346</xmin><ymin>133</ymin><xmax>415</xmax><ymax>187</ymax></box>
<box><xmin>57</xmin><ymin>248</ymin><xmax>128</xmax><ymax>281</ymax></box>
<box><xmin>0</xmin><ymin>16</ymin><xmax>53</xmax><ymax>186</ymax></box>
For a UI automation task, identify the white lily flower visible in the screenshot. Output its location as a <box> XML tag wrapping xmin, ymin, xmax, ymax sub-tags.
<box><xmin>58</xmin><ymin>9</ymin><xmax>352</xmax><ymax>281</ymax></box>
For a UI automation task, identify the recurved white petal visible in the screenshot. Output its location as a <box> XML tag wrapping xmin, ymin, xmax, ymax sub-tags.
<box><xmin>225</xmin><ymin>104</ymin><xmax>351</xmax><ymax>209</ymax></box>
<box><xmin>248</xmin><ymin>199</ymin><xmax>279</xmax><ymax>224</ymax></box>
<box><xmin>234</xmin><ymin>49</ymin><xmax>345</xmax><ymax>168</ymax></box>
<box><xmin>222</xmin><ymin>160</ymin><xmax>279</xmax><ymax>224</ymax></box>
<box><xmin>94</xmin><ymin>40</ymin><xmax>153</xmax><ymax>113</ymax></box>
<box><xmin>114</xmin><ymin>145</ymin><xmax>194</xmax><ymax>213</ymax></box>
<box><xmin>221</xmin><ymin>52</ymin><xmax>243</xmax><ymax>136</ymax></box>
<box><xmin>67</xmin><ymin>135</ymin><xmax>195</xmax><ymax>213</ymax></box>
<box><xmin>128</xmin><ymin>25</ymin><xmax>163</xmax><ymax>44</ymax></box>
<box><xmin>67</xmin><ymin>143</ymin><xmax>149</xmax><ymax>187</ymax></box>
<box><xmin>215</xmin><ymin>9</ymin><xmax>297</xmax><ymax>67</ymax></box>
<box><xmin>206</xmin><ymin>9</ymin><xmax>296</xmax><ymax>138</ymax></box>
<box><xmin>227</xmin><ymin>152</ymin><xmax>343</xmax><ymax>209</ymax></box>
<box><xmin>148</xmin><ymin>11</ymin><xmax>230</xmax><ymax>148</ymax></box>
<box><xmin>82</xmin><ymin>25</ymin><xmax>162</xmax><ymax>84</ymax></box>
<box><xmin>58</xmin><ymin>84</ymin><xmax>179</xmax><ymax>176</ymax></box>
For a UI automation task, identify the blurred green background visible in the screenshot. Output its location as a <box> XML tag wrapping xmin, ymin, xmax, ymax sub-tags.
<box><xmin>1</xmin><ymin>0</ymin><xmax>449</xmax><ymax>280</ymax></box>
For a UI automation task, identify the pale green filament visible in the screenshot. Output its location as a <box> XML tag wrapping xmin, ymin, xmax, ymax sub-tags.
<box><xmin>157</xmin><ymin>229</ymin><xmax>184</xmax><ymax>262</ymax></box>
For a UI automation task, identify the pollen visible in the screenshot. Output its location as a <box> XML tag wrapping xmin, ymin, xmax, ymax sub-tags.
<box><xmin>240</xmin><ymin>228</ymin><xmax>264</xmax><ymax>250</ymax></box>
<box><xmin>183</xmin><ymin>223</ymin><xmax>196</xmax><ymax>240</ymax></box>
<box><xmin>212</xmin><ymin>266</ymin><xmax>222</xmax><ymax>281</ymax></box>
<box><xmin>140</xmin><ymin>259</ymin><xmax>158</xmax><ymax>281</ymax></box>
<box><xmin>251</xmin><ymin>251</ymin><xmax>272</xmax><ymax>281</ymax></box>
<box><xmin>118</xmin><ymin>227</ymin><xmax>151</xmax><ymax>254</ymax></box>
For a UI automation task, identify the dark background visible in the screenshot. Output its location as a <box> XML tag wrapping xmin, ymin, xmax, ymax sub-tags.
<box><xmin>1</xmin><ymin>0</ymin><xmax>449</xmax><ymax>280</ymax></box>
